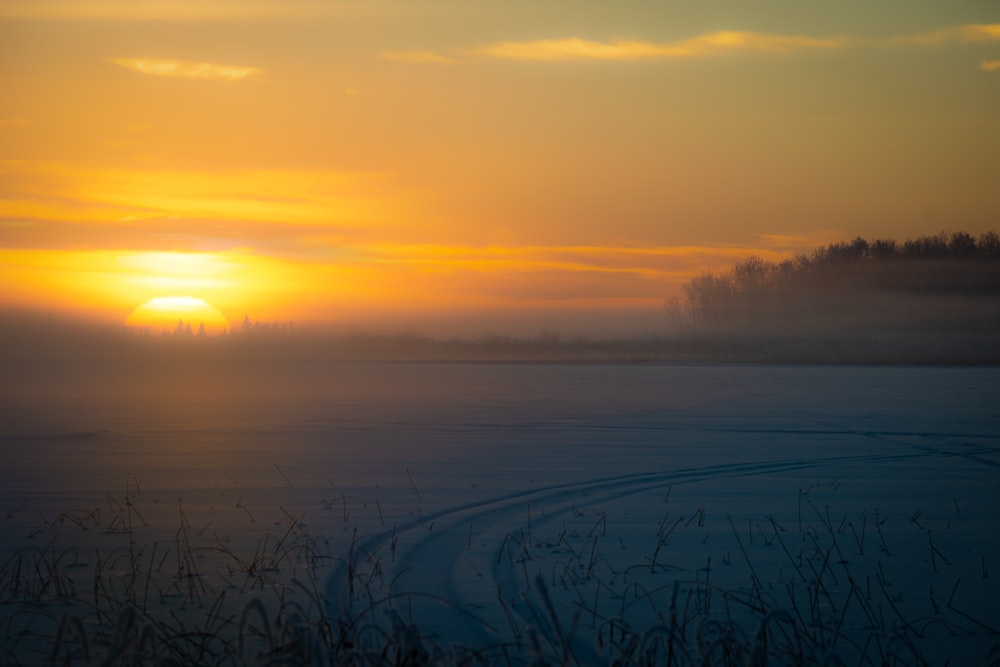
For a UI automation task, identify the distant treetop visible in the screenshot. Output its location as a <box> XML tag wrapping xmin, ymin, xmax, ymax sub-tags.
<box><xmin>674</xmin><ymin>230</ymin><xmax>1000</xmax><ymax>336</ymax></box>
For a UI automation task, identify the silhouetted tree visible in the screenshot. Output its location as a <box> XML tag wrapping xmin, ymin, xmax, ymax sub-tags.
<box><xmin>683</xmin><ymin>272</ymin><xmax>735</xmax><ymax>326</ymax></box>
<box><xmin>675</xmin><ymin>230</ymin><xmax>1000</xmax><ymax>337</ymax></box>
<box><xmin>870</xmin><ymin>238</ymin><xmax>896</xmax><ymax>259</ymax></box>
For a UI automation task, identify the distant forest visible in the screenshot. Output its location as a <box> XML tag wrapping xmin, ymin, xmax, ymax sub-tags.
<box><xmin>2</xmin><ymin>231</ymin><xmax>998</xmax><ymax>364</ymax></box>
<box><xmin>669</xmin><ymin>231</ymin><xmax>1000</xmax><ymax>363</ymax></box>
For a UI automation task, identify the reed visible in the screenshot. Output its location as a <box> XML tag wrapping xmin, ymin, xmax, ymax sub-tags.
<box><xmin>1</xmin><ymin>482</ymin><xmax>997</xmax><ymax>665</ymax></box>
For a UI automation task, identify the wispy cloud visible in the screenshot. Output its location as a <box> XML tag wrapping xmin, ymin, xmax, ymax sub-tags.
<box><xmin>345</xmin><ymin>243</ymin><xmax>794</xmax><ymax>282</ymax></box>
<box><xmin>477</xmin><ymin>31</ymin><xmax>848</xmax><ymax>61</ymax></box>
<box><xmin>0</xmin><ymin>161</ymin><xmax>388</xmax><ymax>236</ymax></box>
<box><xmin>981</xmin><ymin>60</ymin><xmax>1000</xmax><ymax>72</ymax></box>
<box><xmin>404</xmin><ymin>23</ymin><xmax>1000</xmax><ymax>65</ymax></box>
<box><xmin>891</xmin><ymin>23</ymin><xmax>1000</xmax><ymax>46</ymax></box>
<box><xmin>381</xmin><ymin>50</ymin><xmax>455</xmax><ymax>64</ymax></box>
<box><xmin>109</xmin><ymin>57</ymin><xmax>260</xmax><ymax>81</ymax></box>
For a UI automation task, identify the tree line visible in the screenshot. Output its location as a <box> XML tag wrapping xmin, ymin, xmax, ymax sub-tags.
<box><xmin>673</xmin><ymin>231</ymin><xmax>1000</xmax><ymax>337</ymax></box>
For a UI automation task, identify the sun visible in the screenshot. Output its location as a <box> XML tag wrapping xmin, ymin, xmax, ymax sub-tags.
<box><xmin>125</xmin><ymin>296</ymin><xmax>231</xmax><ymax>335</ymax></box>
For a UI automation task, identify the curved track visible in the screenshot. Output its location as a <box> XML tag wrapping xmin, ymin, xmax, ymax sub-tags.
<box><xmin>325</xmin><ymin>425</ymin><xmax>1000</xmax><ymax>653</ymax></box>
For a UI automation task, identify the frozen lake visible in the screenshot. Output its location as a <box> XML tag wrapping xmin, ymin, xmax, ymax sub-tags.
<box><xmin>2</xmin><ymin>360</ymin><xmax>999</xmax><ymax>663</ymax></box>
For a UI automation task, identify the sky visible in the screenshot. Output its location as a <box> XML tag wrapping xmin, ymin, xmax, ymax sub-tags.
<box><xmin>1</xmin><ymin>0</ymin><xmax>999</xmax><ymax>336</ymax></box>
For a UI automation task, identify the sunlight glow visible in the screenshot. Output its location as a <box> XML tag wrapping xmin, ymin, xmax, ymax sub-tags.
<box><xmin>0</xmin><ymin>242</ymin><xmax>800</xmax><ymax>328</ymax></box>
<box><xmin>3</xmin><ymin>6</ymin><xmax>998</xmax><ymax>335</ymax></box>
<box><xmin>0</xmin><ymin>248</ymin><xmax>307</xmax><ymax>324</ymax></box>
<box><xmin>125</xmin><ymin>296</ymin><xmax>231</xmax><ymax>334</ymax></box>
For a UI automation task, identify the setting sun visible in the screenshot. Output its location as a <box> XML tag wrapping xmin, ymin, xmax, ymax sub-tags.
<box><xmin>1</xmin><ymin>1</ymin><xmax>998</xmax><ymax>336</ymax></box>
<box><xmin>1</xmin><ymin>3</ymin><xmax>999</xmax><ymax>663</ymax></box>
<box><xmin>125</xmin><ymin>296</ymin><xmax>231</xmax><ymax>335</ymax></box>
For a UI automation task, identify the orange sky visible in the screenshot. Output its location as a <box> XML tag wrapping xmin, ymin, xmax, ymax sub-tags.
<box><xmin>2</xmin><ymin>1</ymin><xmax>999</xmax><ymax>335</ymax></box>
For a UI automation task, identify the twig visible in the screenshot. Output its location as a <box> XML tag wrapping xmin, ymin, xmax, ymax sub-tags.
<box><xmin>406</xmin><ymin>469</ymin><xmax>421</xmax><ymax>499</ymax></box>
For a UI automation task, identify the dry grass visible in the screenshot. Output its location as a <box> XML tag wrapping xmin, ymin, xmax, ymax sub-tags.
<box><xmin>1</xmin><ymin>482</ymin><xmax>998</xmax><ymax>666</ymax></box>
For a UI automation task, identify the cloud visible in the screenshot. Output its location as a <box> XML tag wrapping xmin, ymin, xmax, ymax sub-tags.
<box><xmin>380</xmin><ymin>23</ymin><xmax>1000</xmax><ymax>66</ymax></box>
<box><xmin>109</xmin><ymin>57</ymin><xmax>260</xmax><ymax>81</ymax></box>
<box><xmin>381</xmin><ymin>51</ymin><xmax>455</xmax><ymax>64</ymax></box>
<box><xmin>477</xmin><ymin>31</ymin><xmax>848</xmax><ymax>61</ymax></box>
<box><xmin>980</xmin><ymin>60</ymin><xmax>1000</xmax><ymax>71</ymax></box>
<box><xmin>346</xmin><ymin>243</ymin><xmax>794</xmax><ymax>282</ymax></box>
<box><xmin>470</xmin><ymin>24</ymin><xmax>1000</xmax><ymax>63</ymax></box>
<box><xmin>891</xmin><ymin>23</ymin><xmax>1000</xmax><ymax>46</ymax></box>
<box><xmin>0</xmin><ymin>161</ymin><xmax>389</xmax><ymax>239</ymax></box>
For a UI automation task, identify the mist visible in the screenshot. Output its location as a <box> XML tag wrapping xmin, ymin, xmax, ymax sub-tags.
<box><xmin>3</xmin><ymin>238</ymin><xmax>1000</xmax><ymax>664</ymax></box>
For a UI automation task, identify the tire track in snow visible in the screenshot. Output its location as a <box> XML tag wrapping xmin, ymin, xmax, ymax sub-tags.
<box><xmin>853</xmin><ymin>429</ymin><xmax>1000</xmax><ymax>469</ymax></box>
<box><xmin>325</xmin><ymin>446</ymin><xmax>948</xmax><ymax>649</ymax></box>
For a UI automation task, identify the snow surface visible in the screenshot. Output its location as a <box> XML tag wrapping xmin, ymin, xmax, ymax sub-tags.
<box><xmin>1</xmin><ymin>362</ymin><xmax>998</xmax><ymax>663</ymax></box>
